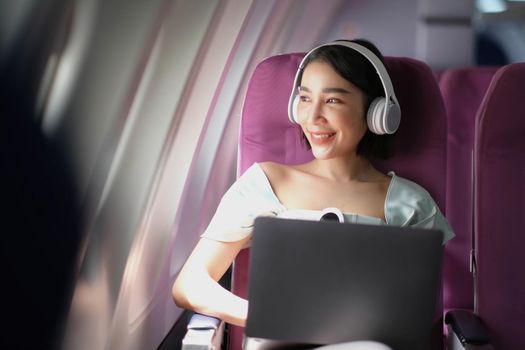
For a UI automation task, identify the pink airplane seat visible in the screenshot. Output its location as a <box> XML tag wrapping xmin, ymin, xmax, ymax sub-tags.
<box><xmin>438</xmin><ymin>67</ymin><xmax>499</xmax><ymax>315</ymax></box>
<box><xmin>230</xmin><ymin>53</ymin><xmax>449</xmax><ymax>350</ymax></box>
<box><xmin>446</xmin><ymin>63</ymin><xmax>525</xmax><ymax>350</ymax></box>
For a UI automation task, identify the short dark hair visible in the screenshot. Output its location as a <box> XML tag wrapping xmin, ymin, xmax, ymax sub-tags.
<box><xmin>299</xmin><ymin>39</ymin><xmax>394</xmax><ymax>160</ymax></box>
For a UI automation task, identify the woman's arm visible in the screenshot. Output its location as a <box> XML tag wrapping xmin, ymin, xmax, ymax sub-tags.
<box><xmin>172</xmin><ymin>235</ymin><xmax>251</xmax><ymax>326</ymax></box>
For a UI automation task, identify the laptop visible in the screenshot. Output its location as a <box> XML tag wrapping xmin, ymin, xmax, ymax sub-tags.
<box><xmin>244</xmin><ymin>217</ymin><xmax>444</xmax><ymax>350</ymax></box>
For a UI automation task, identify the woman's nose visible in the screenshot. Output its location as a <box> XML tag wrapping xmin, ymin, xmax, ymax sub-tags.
<box><xmin>306</xmin><ymin>100</ymin><xmax>325</xmax><ymax>123</ymax></box>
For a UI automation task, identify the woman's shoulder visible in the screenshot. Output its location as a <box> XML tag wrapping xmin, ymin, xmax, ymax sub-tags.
<box><xmin>386</xmin><ymin>173</ymin><xmax>455</xmax><ymax>244</ymax></box>
<box><xmin>236</xmin><ymin>162</ymin><xmax>294</xmax><ymax>205</ymax></box>
<box><xmin>200</xmin><ymin>163</ymin><xmax>285</xmax><ymax>243</ymax></box>
<box><xmin>258</xmin><ymin>161</ymin><xmax>283</xmax><ymax>176</ymax></box>
<box><xmin>235</xmin><ymin>162</ymin><xmax>274</xmax><ymax>193</ymax></box>
<box><xmin>258</xmin><ymin>161</ymin><xmax>307</xmax><ymax>184</ymax></box>
<box><xmin>385</xmin><ymin>173</ymin><xmax>439</xmax><ymax>224</ymax></box>
<box><xmin>388</xmin><ymin>173</ymin><xmax>433</xmax><ymax>199</ymax></box>
<box><xmin>259</xmin><ymin>161</ymin><xmax>296</xmax><ymax>175</ymax></box>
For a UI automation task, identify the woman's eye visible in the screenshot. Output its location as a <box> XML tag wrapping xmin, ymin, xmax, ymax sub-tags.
<box><xmin>326</xmin><ymin>97</ymin><xmax>340</xmax><ymax>104</ymax></box>
<box><xmin>299</xmin><ymin>95</ymin><xmax>310</xmax><ymax>102</ymax></box>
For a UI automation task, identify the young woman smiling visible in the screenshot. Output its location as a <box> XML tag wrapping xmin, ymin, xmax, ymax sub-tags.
<box><xmin>172</xmin><ymin>39</ymin><xmax>454</xmax><ymax>349</ymax></box>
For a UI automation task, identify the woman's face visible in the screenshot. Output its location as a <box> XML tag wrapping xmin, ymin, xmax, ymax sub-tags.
<box><xmin>296</xmin><ymin>60</ymin><xmax>368</xmax><ymax>160</ymax></box>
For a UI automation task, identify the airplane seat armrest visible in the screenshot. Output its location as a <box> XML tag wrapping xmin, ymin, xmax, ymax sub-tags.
<box><xmin>187</xmin><ymin>313</ymin><xmax>222</xmax><ymax>330</ymax></box>
<box><xmin>182</xmin><ymin>313</ymin><xmax>225</xmax><ymax>350</ymax></box>
<box><xmin>445</xmin><ymin>309</ymin><xmax>492</xmax><ymax>347</ymax></box>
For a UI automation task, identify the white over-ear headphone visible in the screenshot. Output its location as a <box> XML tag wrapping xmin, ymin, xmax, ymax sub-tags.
<box><xmin>287</xmin><ymin>40</ymin><xmax>401</xmax><ymax>135</ymax></box>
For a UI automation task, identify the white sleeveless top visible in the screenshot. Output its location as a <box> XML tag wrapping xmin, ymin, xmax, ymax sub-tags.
<box><xmin>201</xmin><ymin>163</ymin><xmax>454</xmax><ymax>246</ymax></box>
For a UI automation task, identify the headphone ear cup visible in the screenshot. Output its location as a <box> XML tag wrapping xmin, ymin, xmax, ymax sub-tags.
<box><xmin>367</xmin><ymin>97</ymin><xmax>401</xmax><ymax>135</ymax></box>
<box><xmin>385</xmin><ymin>101</ymin><xmax>401</xmax><ymax>134</ymax></box>
<box><xmin>291</xmin><ymin>95</ymin><xmax>300</xmax><ymax>124</ymax></box>
<box><xmin>367</xmin><ymin>97</ymin><xmax>387</xmax><ymax>134</ymax></box>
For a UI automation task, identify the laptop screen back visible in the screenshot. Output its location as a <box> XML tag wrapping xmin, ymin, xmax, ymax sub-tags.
<box><xmin>245</xmin><ymin>217</ymin><xmax>444</xmax><ymax>350</ymax></box>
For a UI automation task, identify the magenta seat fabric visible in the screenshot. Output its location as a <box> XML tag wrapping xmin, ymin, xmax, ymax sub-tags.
<box><xmin>438</xmin><ymin>67</ymin><xmax>498</xmax><ymax>314</ymax></box>
<box><xmin>474</xmin><ymin>63</ymin><xmax>525</xmax><ymax>350</ymax></box>
<box><xmin>238</xmin><ymin>53</ymin><xmax>311</xmax><ymax>173</ymax></box>
<box><xmin>232</xmin><ymin>54</ymin><xmax>449</xmax><ymax>350</ymax></box>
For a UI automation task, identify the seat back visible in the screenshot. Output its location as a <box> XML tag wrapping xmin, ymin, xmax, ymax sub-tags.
<box><xmin>438</xmin><ymin>67</ymin><xmax>498</xmax><ymax>314</ymax></box>
<box><xmin>232</xmin><ymin>54</ymin><xmax>449</xmax><ymax>350</ymax></box>
<box><xmin>474</xmin><ymin>63</ymin><xmax>525</xmax><ymax>350</ymax></box>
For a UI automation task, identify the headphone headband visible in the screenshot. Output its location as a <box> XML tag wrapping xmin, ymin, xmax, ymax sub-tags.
<box><xmin>287</xmin><ymin>40</ymin><xmax>401</xmax><ymax>134</ymax></box>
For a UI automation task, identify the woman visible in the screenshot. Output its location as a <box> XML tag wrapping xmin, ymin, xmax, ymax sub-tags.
<box><xmin>172</xmin><ymin>39</ymin><xmax>454</xmax><ymax>344</ymax></box>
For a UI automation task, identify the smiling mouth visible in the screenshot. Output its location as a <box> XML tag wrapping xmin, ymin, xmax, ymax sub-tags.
<box><xmin>309</xmin><ymin>132</ymin><xmax>336</xmax><ymax>144</ymax></box>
